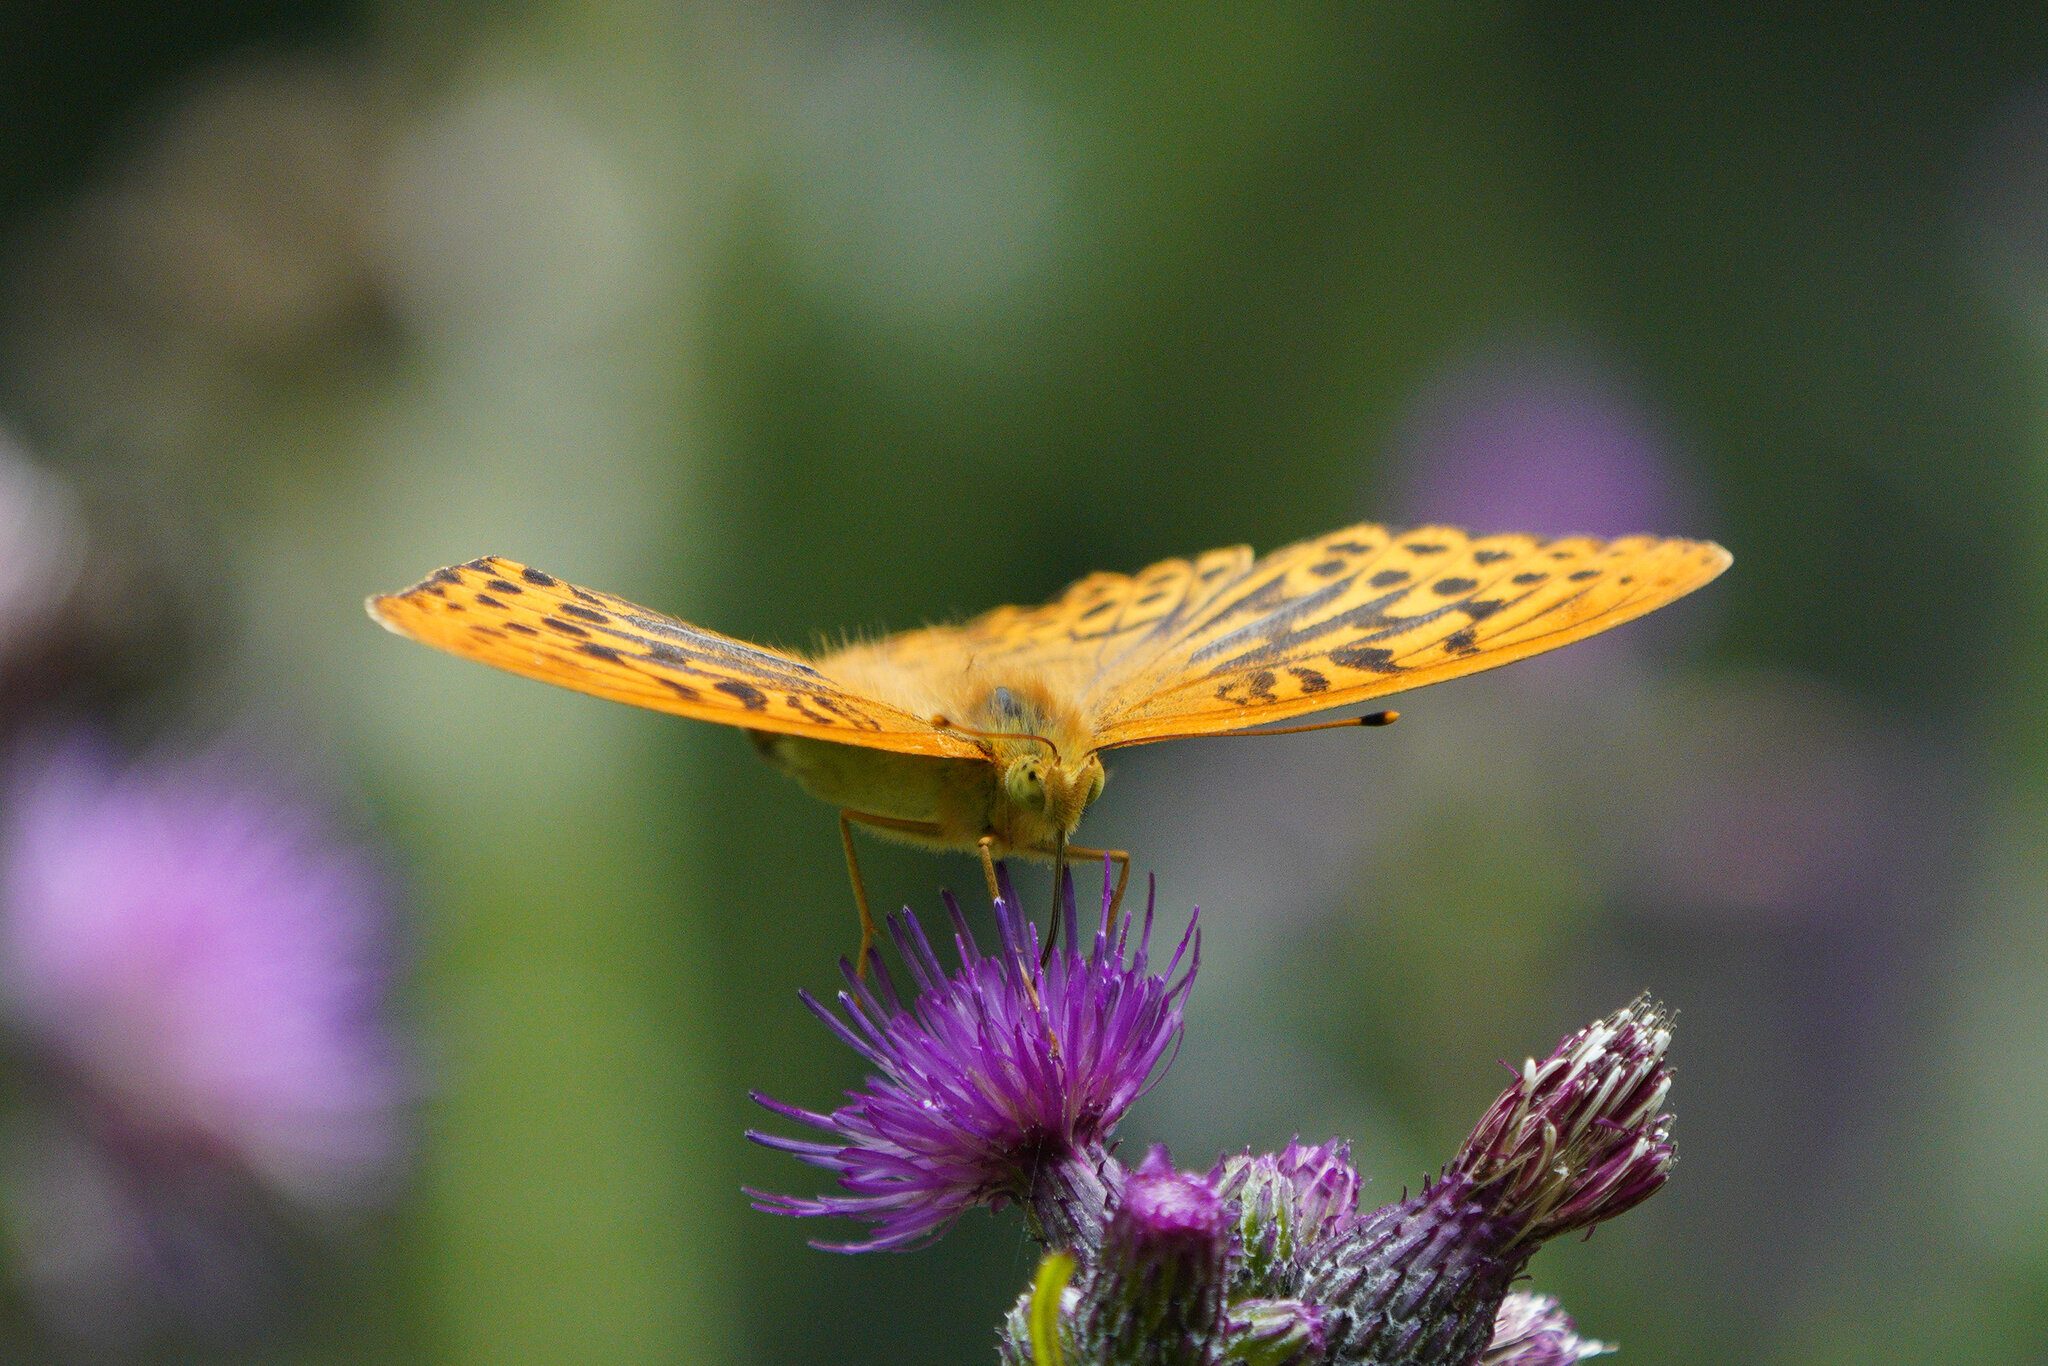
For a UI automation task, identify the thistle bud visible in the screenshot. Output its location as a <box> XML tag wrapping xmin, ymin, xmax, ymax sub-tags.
<box><xmin>1303</xmin><ymin>1001</ymin><xmax>1675</xmax><ymax>1365</ymax></box>
<box><xmin>1078</xmin><ymin>1148</ymin><xmax>1232</xmax><ymax>1366</ymax></box>
<box><xmin>1212</xmin><ymin>1138</ymin><xmax>1361</xmax><ymax>1293</ymax></box>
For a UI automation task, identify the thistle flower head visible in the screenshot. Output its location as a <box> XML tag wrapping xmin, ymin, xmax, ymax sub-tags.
<box><xmin>749</xmin><ymin>865</ymin><xmax>1198</xmax><ymax>1252</ymax></box>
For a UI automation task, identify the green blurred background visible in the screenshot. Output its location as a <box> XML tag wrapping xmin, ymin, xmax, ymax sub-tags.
<box><xmin>2</xmin><ymin>2</ymin><xmax>2045</xmax><ymax>1361</ymax></box>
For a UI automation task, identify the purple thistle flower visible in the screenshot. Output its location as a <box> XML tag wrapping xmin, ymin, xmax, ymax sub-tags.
<box><xmin>1482</xmin><ymin>1293</ymin><xmax>1612</xmax><ymax>1365</ymax></box>
<box><xmin>749</xmin><ymin>864</ymin><xmax>1198</xmax><ymax>1252</ymax></box>
<box><xmin>1303</xmin><ymin>1000</ymin><xmax>1675</xmax><ymax>1366</ymax></box>
<box><xmin>0</xmin><ymin>733</ymin><xmax>407</xmax><ymax>1337</ymax></box>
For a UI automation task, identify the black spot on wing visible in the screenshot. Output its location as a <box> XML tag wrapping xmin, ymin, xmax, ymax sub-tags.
<box><xmin>1215</xmin><ymin>668</ymin><xmax>1281</xmax><ymax>706</ymax></box>
<box><xmin>560</xmin><ymin>604</ymin><xmax>610</xmax><ymax>624</ymax></box>
<box><xmin>1190</xmin><ymin>578</ymin><xmax>1411</xmax><ymax>674</ymax></box>
<box><xmin>1403</xmin><ymin>542</ymin><xmax>1449</xmax><ymax>555</ymax></box>
<box><xmin>715</xmin><ymin>679</ymin><xmax>769</xmax><ymax>711</ymax></box>
<box><xmin>1569</xmin><ymin>569</ymin><xmax>1602</xmax><ymax>582</ymax></box>
<box><xmin>543</xmin><ymin>618</ymin><xmax>589</xmax><ymax>638</ymax></box>
<box><xmin>578</xmin><ymin>642</ymin><xmax>622</xmax><ymax>661</ymax></box>
<box><xmin>1512</xmin><ymin>572</ymin><xmax>1548</xmax><ymax>585</ymax></box>
<box><xmin>1288</xmin><ymin>666</ymin><xmax>1329</xmax><ymax>693</ymax></box>
<box><xmin>1329</xmin><ymin>644</ymin><xmax>1401</xmax><ymax>673</ymax></box>
<box><xmin>474</xmin><ymin>593</ymin><xmax>505</xmax><ymax>609</ymax></box>
<box><xmin>1442</xmin><ymin>628</ymin><xmax>1479</xmax><ymax>654</ymax></box>
<box><xmin>521</xmin><ymin>566</ymin><xmax>559</xmax><ymax>587</ymax></box>
<box><xmin>1432</xmin><ymin>577</ymin><xmax>1477</xmax><ymax>595</ymax></box>
<box><xmin>1473</xmin><ymin>549</ymin><xmax>1511</xmax><ymax>565</ymax></box>
<box><xmin>1327</xmin><ymin>539</ymin><xmax>1375</xmax><ymax>554</ymax></box>
<box><xmin>784</xmin><ymin>692</ymin><xmax>837</xmax><ymax>725</ymax></box>
<box><xmin>1309</xmin><ymin>559</ymin><xmax>1348</xmax><ymax>578</ymax></box>
<box><xmin>1370</xmin><ymin>570</ymin><xmax>1409</xmax><ymax>588</ymax></box>
<box><xmin>486</xmin><ymin>578</ymin><xmax>523</xmax><ymax>594</ymax></box>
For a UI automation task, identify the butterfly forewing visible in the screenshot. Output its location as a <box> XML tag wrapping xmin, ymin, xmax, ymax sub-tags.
<box><xmin>368</xmin><ymin>557</ymin><xmax>977</xmax><ymax>758</ymax></box>
<box><xmin>1086</xmin><ymin>525</ymin><xmax>1730</xmax><ymax>747</ymax></box>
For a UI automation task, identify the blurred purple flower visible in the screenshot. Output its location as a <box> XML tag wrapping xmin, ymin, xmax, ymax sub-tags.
<box><xmin>1389</xmin><ymin>342</ymin><xmax>1700</xmax><ymax>540</ymax></box>
<box><xmin>749</xmin><ymin>864</ymin><xmax>1198</xmax><ymax>1252</ymax></box>
<box><xmin>1627</xmin><ymin>673</ymin><xmax>1921</xmax><ymax>925</ymax></box>
<box><xmin>1482</xmin><ymin>1292</ymin><xmax>1612</xmax><ymax>1365</ymax></box>
<box><xmin>0</xmin><ymin>734</ymin><xmax>406</xmax><ymax>1338</ymax></box>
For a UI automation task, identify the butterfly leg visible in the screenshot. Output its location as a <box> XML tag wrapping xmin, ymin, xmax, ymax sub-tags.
<box><xmin>1061</xmin><ymin>844</ymin><xmax>1132</xmax><ymax>928</ymax></box>
<box><xmin>838</xmin><ymin>809</ymin><xmax>949</xmax><ymax>978</ymax></box>
<box><xmin>977</xmin><ymin>835</ymin><xmax>1001</xmax><ymax>901</ymax></box>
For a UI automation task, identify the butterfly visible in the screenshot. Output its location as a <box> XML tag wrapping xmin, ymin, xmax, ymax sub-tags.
<box><xmin>369</xmin><ymin>522</ymin><xmax>1729</xmax><ymax>959</ymax></box>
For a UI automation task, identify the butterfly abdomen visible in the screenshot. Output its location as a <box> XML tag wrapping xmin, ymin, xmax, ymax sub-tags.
<box><xmin>751</xmin><ymin>732</ymin><xmax>997</xmax><ymax>850</ymax></box>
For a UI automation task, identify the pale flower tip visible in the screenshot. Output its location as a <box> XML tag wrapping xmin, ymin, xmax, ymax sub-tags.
<box><xmin>1457</xmin><ymin>998</ymin><xmax>1678</xmax><ymax>1246</ymax></box>
<box><xmin>1482</xmin><ymin>1292</ymin><xmax>1613</xmax><ymax>1365</ymax></box>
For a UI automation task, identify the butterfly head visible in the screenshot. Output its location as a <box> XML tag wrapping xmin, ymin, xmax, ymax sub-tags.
<box><xmin>1000</xmin><ymin>747</ymin><xmax>1105</xmax><ymax>839</ymax></box>
<box><xmin>935</xmin><ymin>683</ymin><xmax>1106</xmax><ymax>845</ymax></box>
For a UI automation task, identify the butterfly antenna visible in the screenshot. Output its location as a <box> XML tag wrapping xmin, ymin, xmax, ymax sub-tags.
<box><xmin>1090</xmin><ymin>710</ymin><xmax>1398</xmax><ymax>754</ymax></box>
<box><xmin>929</xmin><ymin>716</ymin><xmax>1063</xmax><ymax>761</ymax></box>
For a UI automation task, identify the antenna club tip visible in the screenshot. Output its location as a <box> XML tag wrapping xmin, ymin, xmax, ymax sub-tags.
<box><xmin>1363</xmin><ymin>709</ymin><xmax>1399</xmax><ymax>727</ymax></box>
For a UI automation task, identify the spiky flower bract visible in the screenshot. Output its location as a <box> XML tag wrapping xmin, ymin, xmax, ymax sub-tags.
<box><xmin>749</xmin><ymin>864</ymin><xmax>1198</xmax><ymax>1252</ymax></box>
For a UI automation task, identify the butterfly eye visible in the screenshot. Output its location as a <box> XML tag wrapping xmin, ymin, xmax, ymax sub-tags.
<box><xmin>1004</xmin><ymin>758</ymin><xmax>1047</xmax><ymax>806</ymax></box>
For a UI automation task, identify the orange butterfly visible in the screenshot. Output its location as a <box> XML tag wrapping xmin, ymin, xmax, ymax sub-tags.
<box><xmin>369</xmin><ymin>523</ymin><xmax>1728</xmax><ymax>958</ymax></box>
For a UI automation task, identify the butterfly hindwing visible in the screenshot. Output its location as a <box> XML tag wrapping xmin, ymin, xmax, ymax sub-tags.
<box><xmin>1086</xmin><ymin>523</ymin><xmax>1731</xmax><ymax>747</ymax></box>
<box><xmin>368</xmin><ymin>557</ymin><xmax>978</xmax><ymax>758</ymax></box>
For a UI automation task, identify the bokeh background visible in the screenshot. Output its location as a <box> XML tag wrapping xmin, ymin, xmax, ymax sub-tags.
<box><xmin>0</xmin><ymin>3</ymin><xmax>2042</xmax><ymax>1362</ymax></box>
